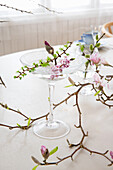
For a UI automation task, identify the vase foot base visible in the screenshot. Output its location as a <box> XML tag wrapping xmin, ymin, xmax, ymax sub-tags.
<box><xmin>33</xmin><ymin>120</ymin><xmax>70</xmax><ymax>139</ymax></box>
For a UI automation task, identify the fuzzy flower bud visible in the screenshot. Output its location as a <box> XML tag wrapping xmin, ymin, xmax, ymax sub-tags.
<box><xmin>44</xmin><ymin>41</ymin><xmax>54</xmax><ymax>55</ymax></box>
<box><xmin>110</xmin><ymin>151</ymin><xmax>113</xmax><ymax>159</ymax></box>
<box><xmin>41</xmin><ymin>145</ymin><xmax>50</xmax><ymax>160</ymax></box>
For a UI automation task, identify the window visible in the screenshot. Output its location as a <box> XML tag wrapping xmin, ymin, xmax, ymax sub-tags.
<box><xmin>51</xmin><ymin>0</ymin><xmax>91</xmax><ymax>12</ymax></box>
<box><xmin>100</xmin><ymin>0</ymin><xmax>113</xmax><ymax>7</ymax></box>
<box><xmin>0</xmin><ymin>0</ymin><xmax>113</xmax><ymax>18</ymax></box>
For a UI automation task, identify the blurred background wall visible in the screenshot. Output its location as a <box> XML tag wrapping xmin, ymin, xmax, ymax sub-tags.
<box><xmin>0</xmin><ymin>0</ymin><xmax>113</xmax><ymax>56</ymax></box>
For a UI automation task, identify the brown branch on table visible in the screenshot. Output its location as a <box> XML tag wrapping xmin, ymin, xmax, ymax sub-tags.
<box><xmin>0</xmin><ymin>102</ymin><xmax>49</xmax><ymax>130</ymax></box>
<box><xmin>0</xmin><ymin>76</ymin><xmax>6</xmax><ymax>87</ymax></box>
<box><xmin>32</xmin><ymin>76</ymin><xmax>113</xmax><ymax>168</ymax></box>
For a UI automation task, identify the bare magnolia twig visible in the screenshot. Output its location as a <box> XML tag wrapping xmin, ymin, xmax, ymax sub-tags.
<box><xmin>0</xmin><ymin>103</ymin><xmax>49</xmax><ymax>130</ymax></box>
<box><xmin>31</xmin><ymin>77</ymin><xmax>113</xmax><ymax>167</ymax></box>
<box><xmin>0</xmin><ymin>75</ymin><xmax>113</xmax><ymax>166</ymax></box>
<box><xmin>0</xmin><ymin>76</ymin><xmax>6</xmax><ymax>87</ymax></box>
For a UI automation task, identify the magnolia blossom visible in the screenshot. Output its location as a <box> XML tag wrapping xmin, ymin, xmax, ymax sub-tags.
<box><xmin>50</xmin><ymin>57</ymin><xmax>70</xmax><ymax>80</ymax></box>
<box><xmin>101</xmin><ymin>58</ymin><xmax>109</xmax><ymax>65</ymax></box>
<box><xmin>110</xmin><ymin>151</ymin><xmax>113</xmax><ymax>159</ymax></box>
<box><xmin>51</xmin><ymin>65</ymin><xmax>62</xmax><ymax>74</ymax></box>
<box><xmin>50</xmin><ymin>65</ymin><xmax>62</xmax><ymax>80</ymax></box>
<box><xmin>93</xmin><ymin>73</ymin><xmax>109</xmax><ymax>89</ymax></box>
<box><xmin>90</xmin><ymin>52</ymin><xmax>101</xmax><ymax>65</ymax></box>
<box><xmin>60</xmin><ymin>56</ymin><xmax>70</xmax><ymax>68</ymax></box>
<box><xmin>41</xmin><ymin>145</ymin><xmax>49</xmax><ymax>160</ymax></box>
<box><xmin>94</xmin><ymin>73</ymin><xmax>102</xmax><ymax>86</ymax></box>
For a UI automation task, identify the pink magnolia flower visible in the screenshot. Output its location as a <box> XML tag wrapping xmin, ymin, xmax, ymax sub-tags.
<box><xmin>60</xmin><ymin>56</ymin><xmax>70</xmax><ymax>68</ymax></box>
<box><xmin>93</xmin><ymin>73</ymin><xmax>109</xmax><ymax>89</ymax></box>
<box><xmin>41</xmin><ymin>145</ymin><xmax>49</xmax><ymax>160</ymax></box>
<box><xmin>101</xmin><ymin>58</ymin><xmax>109</xmax><ymax>65</ymax></box>
<box><xmin>51</xmin><ymin>65</ymin><xmax>63</xmax><ymax>74</ymax></box>
<box><xmin>110</xmin><ymin>151</ymin><xmax>113</xmax><ymax>159</ymax></box>
<box><xmin>50</xmin><ymin>65</ymin><xmax>63</xmax><ymax>80</ymax></box>
<box><xmin>90</xmin><ymin>52</ymin><xmax>101</xmax><ymax>65</ymax></box>
<box><xmin>93</xmin><ymin>73</ymin><xmax>101</xmax><ymax>85</ymax></box>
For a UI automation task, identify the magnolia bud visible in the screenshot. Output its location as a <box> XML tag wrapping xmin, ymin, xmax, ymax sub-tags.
<box><xmin>44</xmin><ymin>41</ymin><xmax>54</xmax><ymax>55</ymax></box>
<box><xmin>41</xmin><ymin>145</ymin><xmax>50</xmax><ymax>160</ymax></box>
<box><xmin>110</xmin><ymin>151</ymin><xmax>113</xmax><ymax>159</ymax></box>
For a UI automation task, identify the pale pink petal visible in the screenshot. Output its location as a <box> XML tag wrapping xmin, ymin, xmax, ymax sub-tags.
<box><xmin>110</xmin><ymin>151</ymin><xmax>113</xmax><ymax>159</ymax></box>
<box><xmin>41</xmin><ymin>145</ymin><xmax>46</xmax><ymax>155</ymax></box>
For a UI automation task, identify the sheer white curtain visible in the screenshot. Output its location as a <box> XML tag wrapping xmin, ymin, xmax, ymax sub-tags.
<box><xmin>0</xmin><ymin>0</ymin><xmax>113</xmax><ymax>56</ymax></box>
<box><xmin>0</xmin><ymin>0</ymin><xmax>113</xmax><ymax>18</ymax></box>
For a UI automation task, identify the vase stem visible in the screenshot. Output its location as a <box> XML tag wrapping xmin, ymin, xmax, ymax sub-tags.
<box><xmin>48</xmin><ymin>82</ymin><xmax>55</xmax><ymax>123</ymax></box>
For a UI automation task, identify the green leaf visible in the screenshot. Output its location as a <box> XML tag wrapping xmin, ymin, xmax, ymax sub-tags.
<box><xmin>64</xmin><ymin>44</ymin><xmax>68</xmax><ymax>48</ymax></box>
<box><xmin>76</xmin><ymin>43</ymin><xmax>80</xmax><ymax>46</ymax></box>
<box><xmin>39</xmin><ymin>59</ymin><xmax>43</xmax><ymax>64</ymax></box>
<box><xmin>70</xmin><ymin>58</ymin><xmax>75</xmax><ymax>61</ymax></box>
<box><xmin>22</xmin><ymin>74</ymin><xmax>25</xmax><ymax>77</ymax></box>
<box><xmin>35</xmin><ymin>64</ymin><xmax>38</xmax><ymax>67</ymax></box>
<box><xmin>95</xmin><ymin>43</ymin><xmax>101</xmax><ymax>48</ymax></box>
<box><xmin>19</xmin><ymin>77</ymin><xmax>22</xmax><ymax>80</ymax></box>
<box><xmin>17</xmin><ymin>123</ymin><xmax>21</xmax><ymax>128</ymax></box>
<box><xmin>67</xmin><ymin>41</ymin><xmax>70</xmax><ymax>44</ymax></box>
<box><xmin>48</xmin><ymin>97</ymin><xmax>50</xmax><ymax>101</ymax></box>
<box><xmin>41</xmin><ymin>62</ymin><xmax>50</xmax><ymax>67</ymax></box>
<box><xmin>56</xmin><ymin>51</ymin><xmax>59</xmax><ymax>54</ymax></box>
<box><xmin>85</xmin><ymin>54</ymin><xmax>90</xmax><ymax>58</ymax></box>
<box><xmin>96</xmin><ymin>34</ymin><xmax>98</xmax><ymax>41</ymax></box>
<box><xmin>31</xmin><ymin>68</ymin><xmax>36</xmax><ymax>72</ymax></box>
<box><xmin>59</xmin><ymin>47</ymin><xmax>63</xmax><ymax>51</ymax></box>
<box><xmin>53</xmin><ymin>54</ymin><xmax>57</xmax><ymax>58</ymax></box>
<box><xmin>66</xmin><ymin>53</ymin><xmax>69</xmax><ymax>56</ymax></box>
<box><xmin>14</xmin><ymin>76</ymin><xmax>17</xmax><ymax>79</ymax></box>
<box><xmin>49</xmin><ymin>146</ymin><xmax>58</xmax><ymax>156</ymax></box>
<box><xmin>65</xmin><ymin>84</ymin><xmax>73</xmax><ymax>88</ymax></box>
<box><xmin>6</xmin><ymin>106</ymin><xmax>9</xmax><ymax>110</ymax></box>
<box><xmin>27</xmin><ymin>117</ymin><xmax>31</xmax><ymax>127</ymax></box>
<box><xmin>80</xmin><ymin>45</ymin><xmax>84</xmax><ymax>52</ymax></box>
<box><xmin>47</xmin><ymin>56</ymin><xmax>51</xmax><ymax>62</ymax></box>
<box><xmin>89</xmin><ymin>44</ymin><xmax>94</xmax><ymax>51</ymax></box>
<box><xmin>94</xmin><ymin>90</ymin><xmax>101</xmax><ymax>96</ymax></box>
<box><xmin>32</xmin><ymin>165</ymin><xmax>39</xmax><ymax>170</ymax></box>
<box><xmin>85</xmin><ymin>60</ymin><xmax>89</xmax><ymax>67</ymax></box>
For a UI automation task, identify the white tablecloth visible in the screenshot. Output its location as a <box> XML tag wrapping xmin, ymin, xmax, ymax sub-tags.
<box><xmin>0</xmin><ymin>38</ymin><xmax>113</xmax><ymax>170</ymax></box>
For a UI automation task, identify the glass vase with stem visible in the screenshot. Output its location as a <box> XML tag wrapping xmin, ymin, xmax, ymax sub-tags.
<box><xmin>20</xmin><ymin>46</ymin><xmax>85</xmax><ymax>139</ymax></box>
<box><xmin>76</xmin><ymin>64</ymin><xmax>96</xmax><ymax>95</ymax></box>
<box><xmin>75</xmin><ymin>45</ymin><xmax>98</xmax><ymax>96</ymax></box>
<box><xmin>91</xmin><ymin>25</ymin><xmax>102</xmax><ymax>46</ymax></box>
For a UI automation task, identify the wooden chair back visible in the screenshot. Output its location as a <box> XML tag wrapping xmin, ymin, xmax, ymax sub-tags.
<box><xmin>101</xmin><ymin>22</ymin><xmax>113</xmax><ymax>37</ymax></box>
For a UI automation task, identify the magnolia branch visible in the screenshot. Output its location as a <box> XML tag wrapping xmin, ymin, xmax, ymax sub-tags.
<box><xmin>0</xmin><ymin>76</ymin><xmax>6</xmax><ymax>87</ymax></box>
<box><xmin>14</xmin><ymin>42</ymin><xmax>73</xmax><ymax>79</ymax></box>
<box><xmin>31</xmin><ymin>77</ymin><xmax>113</xmax><ymax>167</ymax></box>
<box><xmin>0</xmin><ymin>103</ymin><xmax>49</xmax><ymax>130</ymax></box>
